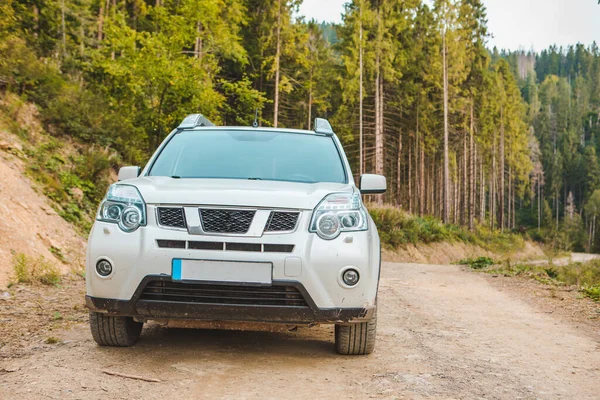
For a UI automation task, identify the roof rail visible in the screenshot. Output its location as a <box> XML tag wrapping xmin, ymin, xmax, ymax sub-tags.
<box><xmin>314</xmin><ymin>118</ymin><xmax>334</xmax><ymax>136</ymax></box>
<box><xmin>178</xmin><ymin>114</ymin><xmax>215</xmax><ymax>129</ymax></box>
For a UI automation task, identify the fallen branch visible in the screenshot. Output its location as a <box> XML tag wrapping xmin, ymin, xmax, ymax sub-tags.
<box><xmin>102</xmin><ymin>370</ymin><xmax>160</xmax><ymax>383</ymax></box>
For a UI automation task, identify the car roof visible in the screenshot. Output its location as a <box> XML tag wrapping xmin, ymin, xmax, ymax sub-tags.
<box><xmin>181</xmin><ymin>126</ymin><xmax>322</xmax><ymax>136</ymax></box>
<box><xmin>177</xmin><ymin>114</ymin><xmax>335</xmax><ymax>136</ymax></box>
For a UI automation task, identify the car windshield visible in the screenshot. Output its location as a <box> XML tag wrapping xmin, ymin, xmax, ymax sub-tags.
<box><xmin>148</xmin><ymin>129</ymin><xmax>347</xmax><ymax>184</ymax></box>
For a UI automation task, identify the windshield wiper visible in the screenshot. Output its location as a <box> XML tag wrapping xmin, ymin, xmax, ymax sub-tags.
<box><xmin>247</xmin><ymin>177</ymin><xmax>262</xmax><ymax>180</ymax></box>
<box><xmin>171</xmin><ymin>175</ymin><xmax>181</xmax><ymax>179</ymax></box>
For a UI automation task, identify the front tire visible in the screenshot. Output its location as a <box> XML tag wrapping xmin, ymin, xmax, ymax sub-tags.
<box><xmin>334</xmin><ymin>310</ymin><xmax>377</xmax><ymax>355</ymax></box>
<box><xmin>89</xmin><ymin>311</ymin><xmax>143</xmax><ymax>347</ymax></box>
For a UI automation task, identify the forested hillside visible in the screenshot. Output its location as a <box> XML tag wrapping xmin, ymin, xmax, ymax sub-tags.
<box><xmin>1</xmin><ymin>0</ymin><xmax>599</xmax><ymax>251</ymax></box>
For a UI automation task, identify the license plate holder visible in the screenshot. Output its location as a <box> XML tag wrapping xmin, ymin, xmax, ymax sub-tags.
<box><xmin>172</xmin><ymin>259</ymin><xmax>272</xmax><ymax>285</ymax></box>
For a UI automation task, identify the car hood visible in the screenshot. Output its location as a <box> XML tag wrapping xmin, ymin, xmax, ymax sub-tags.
<box><xmin>128</xmin><ymin>177</ymin><xmax>354</xmax><ymax>210</ymax></box>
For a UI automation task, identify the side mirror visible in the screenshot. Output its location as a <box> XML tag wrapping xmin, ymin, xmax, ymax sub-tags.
<box><xmin>118</xmin><ymin>166</ymin><xmax>141</xmax><ymax>181</ymax></box>
<box><xmin>359</xmin><ymin>174</ymin><xmax>386</xmax><ymax>194</ymax></box>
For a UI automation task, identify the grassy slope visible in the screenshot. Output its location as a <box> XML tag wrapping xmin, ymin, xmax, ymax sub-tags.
<box><xmin>0</xmin><ymin>93</ymin><xmax>117</xmax><ymax>235</ymax></box>
<box><xmin>368</xmin><ymin>205</ymin><xmax>525</xmax><ymax>254</ymax></box>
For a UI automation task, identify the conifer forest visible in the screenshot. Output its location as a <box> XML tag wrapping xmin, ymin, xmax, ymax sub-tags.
<box><xmin>1</xmin><ymin>0</ymin><xmax>600</xmax><ymax>251</ymax></box>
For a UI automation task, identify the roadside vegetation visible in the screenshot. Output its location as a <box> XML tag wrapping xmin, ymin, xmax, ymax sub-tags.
<box><xmin>369</xmin><ymin>206</ymin><xmax>524</xmax><ymax>253</ymax></box>
<box><xmin>0</xmin><ymin>94</ymin><xmax>117</xmax><ymax>233</ymax></box>
<box><xmin>12</xmin><ymin>253</ymin><xmax>61</xmax><ymax>286</ymax></box>
<box><xmin>460</xmin><ymin>257</ymin><xmax>600</xmax><ymax>302</ymax></box>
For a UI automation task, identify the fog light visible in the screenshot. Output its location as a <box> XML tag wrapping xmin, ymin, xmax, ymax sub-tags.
<box><xmin>96</xmin><ymin>259</ymin><xmax>113</xmax><ymax>277</ymax></box>
<box><xmin>343</xmin><ymin>269</ymin><xmax>359</xmax><ymax>286</ymax></box>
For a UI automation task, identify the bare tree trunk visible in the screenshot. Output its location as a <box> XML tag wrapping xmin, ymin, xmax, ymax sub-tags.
<box><xmin>97</xmin><ymin>2</ymin><xmax>105</xmax><ymax>42</ymax></box>
<box><xmin>397</xmin><ymin>134</ymin><xmax>403</xmax><ymax>208</ymax></box>
<box><xmin>490</xmin><ymin>173</ymin><xmax>494</xmax><ymax>230</ymax></box>
<box><xmin>109</xmin><ymin>0</ymin><xmax>115</xmax><ymax>59</ymax></box>
<box><xmin>307</xmin><ymin>69</ymin><xmax>313</xmax><ymax>130</ymax></box>
<box><xmin>375</xmin><ymin>74</ymin><xmax>384</xmax><ymax>178</ymax></box>
<box><xmin>512</xmin><ymin>178</ymin><xmax>516</xmax><ymax>229</ymax></box>
<box><xmin>490</xmin><ymin>131</ymin><xmax>497</xmax><ymax>229</ymax></box>
<box><xmin>61</xmin><ymin>0</ymin><xmax>67</xmax><ymax>56</ymax></box>
<box><xmin>507</xmin><ymin>164</ymin><xmax>511</xmax><ymax>230</ymax></box>
<box><xmin>480</xmin><ymin>150</ymin><xmax>485</xmax><ymax>223</ymax></box>
<box><xmin>375</xmin><ymin>68</ymin><xmax>380</xmax><ymax>172</ymax></box>
<box><xmin>273</xmin><ymin>0</ymin><xmax>282</xmax><ymax>128</ymax></box>
<box><xmin>408</xmin><ymin>137</ymin><xmax>412</xmax><ymax>213</ymax></box>
<box><xmin>499</xmin><ymin>106</ymin><xmax>505</xmax><ymax>232</ymax></box>
<box><xmin>307</xmin><ymin>89</ymin><xmax>312</xmax><ymax>130</ymax></box>
<box><xmin>469</xmin><ymin>101</ymin><xmax>475</xmax><ymax>229</ymax></box>
<box><xmin>442</xmin><ymin>26</ymin><xmax>450</xmax><ymax>223</ymax></box>
<box><xmin>454</xmin><ymin>164</ymin><xmax>459</xmax><ymax>224</ymax></box>
<box><xmin>556</xmin><ymin>193</ymin><xmax>559</xmax><ymax>230</ymax></box>
<box><xmin>538</xmin><ymin>180</ymin><xmax>541</xmax><ymax>231</ymax></box>
<box><xmin>462</xmin><ymin>129</ymin><xmax>467</xmax><ymax>226</ymax></box>
<box><xmin>429</xmin><ymin>158</ymin><xmax>435</xmax><ymax>215</ymax></box>
<box><xmin>359</xmin><ymin>4</ymin><xmax>364</xmax><ymax>175</ymax></box>
<box><xmin>590</xmin><ymin>213</ymin><xmax>596</xmax><ymax>251</ymax></box>
<box><xmin>373</xmin><ymin>4</ymin><xmax>384</xmax><ymax>193</ymax></box>
<box><xmin>33</xmin><ymin>5</ymin><xmax>39</xmax><ymax>38</ymax></box>
<box><xmin>420</xmin><ymin>145</ymin><xmax>425</xmax><ymax>215</ymax></box>
<box><xmin>589</xmin><ymin>213</ymin><xmax>594</xmax><ymax>251</ymax></box>
<box><xmin>194</xmin><ymin>21</ymin><xmax>203</xmax><ymax>61</ymax></box>
<box><xmin>79</xmin><ymin>25</ymin><xmax>85</xmax><ymax>56</ymax></box>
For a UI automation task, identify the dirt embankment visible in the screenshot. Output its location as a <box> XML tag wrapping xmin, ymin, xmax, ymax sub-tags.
<box><xmin>0</xmin><ymin>111</ymin><xmax>86</xmax><ymax>289</ymax></box>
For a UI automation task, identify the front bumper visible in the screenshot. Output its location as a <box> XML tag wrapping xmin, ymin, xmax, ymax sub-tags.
<box><xmin>86</xmin><ymin>276</ymin><xmax>375</xmax><ymax>324</ymax></box>
<box><xmin>86</xmin><ymin>207</ymin><xmax>381</xmax><ymax>316</ymax></box>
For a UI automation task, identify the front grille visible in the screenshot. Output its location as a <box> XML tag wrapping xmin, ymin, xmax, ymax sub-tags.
<box><xmin>265</xmin><ymin>212</ymin><xmax>299</xmax><ymax>232</ymax></box>
<box><xmin>226</xmin><ymin>243</ymin><xmax>262</xmax><ymax>252</ymax></box>
<box><xmin>188</xmin><ymin>241</ymin><xmax>224</xmax><ymax>250</ymax></box>
<box><xmin>156</xmin><ymin>240</ymin><xmax>295</xmax><ymax>253</ymax></box>
<box><xmin>157</xmin><ymin>207</ymin><xmax>187</xmax><ymax>229</ymax></box>
<box><xmin>157</xmin><ymin>240</ymin><xmax>186</xmax><ymax>249</ymax></box>
<box><xmin>200</xmin><ymin>209</ymin><xmax>255</xmax><ymax>234</ymax></box>
<box><xmin>263</xmin><ymin>244</ymin><xmax>295</xmax><ymax>253</ymax></box>
<box><xmin>141</xmin><ymin>281</ymin><xmax>308</xmax><ymax>307</ymax></box>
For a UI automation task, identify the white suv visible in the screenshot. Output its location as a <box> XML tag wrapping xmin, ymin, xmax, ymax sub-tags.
<box><xmin>85</xmin><ymin>115</ymin><xmax>386</xmax><ymax>355</ymax></box>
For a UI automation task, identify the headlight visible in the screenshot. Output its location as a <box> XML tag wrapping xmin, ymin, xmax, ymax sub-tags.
<box><xmin>309</xmin><ymin>192</ymin><xmax>368</xmax><ymax>240</ymax></box>
<box><xmin>96</xmin><ymin>184</ymin><xmax>146</xmax><ymax>232</ymax></box>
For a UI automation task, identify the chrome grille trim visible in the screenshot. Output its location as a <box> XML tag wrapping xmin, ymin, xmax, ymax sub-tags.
<box><xmin>154</xmin><ymin>205</ymin><xmax>301</xmax><ymax>236</ymax></box>
<box><xmin>156</xmin><ymin>239</ymin><xmax>295</xmax><ymax>253</ymax></box>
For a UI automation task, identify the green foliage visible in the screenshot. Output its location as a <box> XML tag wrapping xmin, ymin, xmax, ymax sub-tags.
<box><xmin>368</xmin><ymin>205</ymin><xmax>524</xmax><ymax>252</ymax></box>
<box><xmin>458</xmin><ymin>257</ymin><xmax>495</xmax><ymax>269</ymax></box>
<box><xmin>13</xmin><ymin>253</ymin><xmax>61</xmax><ymax>286</ymax></box>
<box><xmin>582</xmin><ymin>285</ymin><xmax>600</xmax><ymax>301</ymax></box>
<box><xmin>22</xmin><ymin>139</ymin><xmax>115</xmax><ymax>233</ymax></box>
<box><xmin>479</xmin><ymin>259</ymin><xmax>600</xmax><ymax>301</ymax></box>
<box><xmin>49</xmin><ymin>246</ymin><xmax>67</xmax><ymax>264</ymax></box>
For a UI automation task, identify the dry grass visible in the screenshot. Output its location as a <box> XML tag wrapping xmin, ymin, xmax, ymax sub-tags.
<box><xmin>12</xmin><ymin>252</ymin><xmax>61</xmax><ymax>286</ymax></box>
<box><xmin>474</xmin><ymin>259</ymin><xmax>600</xmax><ymax>302</ymax></box>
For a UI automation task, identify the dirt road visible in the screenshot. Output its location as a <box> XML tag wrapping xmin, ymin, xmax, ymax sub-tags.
<box><xmin>1</xmin><ymin>262</ymin><xmax>599</xmax><ymax>399</ymax></box>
